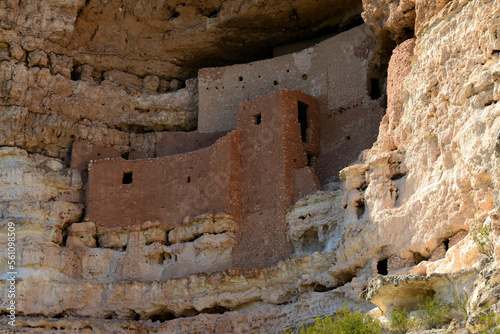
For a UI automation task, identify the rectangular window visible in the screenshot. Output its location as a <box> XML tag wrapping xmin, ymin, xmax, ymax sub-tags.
<box><xmin>253</xmin><ymin>113</ymin><xmax>262</xmax><ymax>125</ymax></box>
<box><xmin>298</xmin><ymin>101</ymin><xmax>309</xmax><ymax>142</ymax></box>
<box><xmin>122</xmin><ymin>171</ymin><xmax>133</xmax><ymax>184</ymax></box>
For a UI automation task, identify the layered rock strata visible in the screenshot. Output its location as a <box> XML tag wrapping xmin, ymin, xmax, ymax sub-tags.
<box><xmin>1</xmin><ymin>0</ymin><xmax>500</xmax><ymax>333</ymax></box>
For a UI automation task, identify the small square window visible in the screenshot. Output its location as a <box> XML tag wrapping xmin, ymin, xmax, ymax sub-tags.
<box><xmin>253</xmin><ymin>114</ymin><xmax>262</xmax><ymax>125</ymax></box>
<box><xmin>122</xmin><ymin>171</ymin><xmax>133</xmax><ymax>184</ymax></box>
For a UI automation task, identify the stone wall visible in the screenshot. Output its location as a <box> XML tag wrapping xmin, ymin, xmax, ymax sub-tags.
<box><xmin>3</xmin><ymin>0</ymin><xmax>500</xmax><ymax>333</ymax></box>
<box><xmin>85</xmin><ymin>133</ymin><xmax>240</xmax><ymax>229</ymax></box>
<box><xmin>83</xmin><ymin>89</ymin><xmax>321</xmax><ymax>273</ymax></box>
<box><xmin>198</xmin><ymin>24</ymin><xmax>386</xmax><ymax>182</ymax></box>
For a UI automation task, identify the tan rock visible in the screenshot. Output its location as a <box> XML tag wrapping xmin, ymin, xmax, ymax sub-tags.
<box><xmin>142</xmin><ymin>75</ymin><xmax>160</xmax><ymax>93</ymax></box>
<box><xmin>27</xmin><ymin>50</ymin><xmax>48</xmax><ymax>68</ymax></box>
<box><xmin>3</xmin><ymin>0</ymin><xmax>500</xmax><ymax>333</ymax></box>
<box><xmin>103</xmin><ymin>70</ymin><xmax>143</xmax><ymax>91</ymax></box>
<box><xmin>9</xmin><ymin>43</ymin><xmax>24</xmax><ymax>61</ymax></box>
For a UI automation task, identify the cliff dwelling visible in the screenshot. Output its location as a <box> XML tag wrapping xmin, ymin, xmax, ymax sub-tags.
<box><xmin>2</xmin><ymin>0</ymin><xmax>499</xmax><ymax>332</ymax></box>
<box><xmin>66</xmin><ymin>24</ymin><xmax>386</xmax><ymax>277</ymax></box>
<box><xmin>82</xmin><ymin>90</ymin><xmax>321</xmax><ymax>273</ymax></box>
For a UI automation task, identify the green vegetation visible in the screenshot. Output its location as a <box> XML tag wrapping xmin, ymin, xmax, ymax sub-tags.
<box><xmin>475</xmin><ymin>308</ymin><xmax>500</xmax><ymax>334</ymax></box>
<box><xmin>283</xmin><ymin>303</ymin><xmax>381</xmax><ymax>334</ymax></box>
<box><xmin>450</xmin><ymin>285</ymin><xmax>469</xmax><ymax>321</ymax></box>
<box><xmin>389</xmin><ymin>308</ymin><xmax>413</xmax><ymax>334</ymax></box>
<box><xmin>470</xmin><ymin>217</ymin><xmax>494</xmax><ymax>259</ymax></box>
<box><xmin>417</xmin><ymin>295</ymin><xmax>451</xmax><ymax>329</ymax></box>
<box><xmin>388</xmin><ymin>295</ymin><xmax>452</xmax><ymax>332</ymax></box>
<box><xmin>284</xmin><ymin>292</ymin><xmax>499</xmax><ymax>334</ymax></box>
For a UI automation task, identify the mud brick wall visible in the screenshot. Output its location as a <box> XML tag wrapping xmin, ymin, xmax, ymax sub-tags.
<box><xmin>85</xmin><ymin>133</ymin><xmax>241</xmax><ymax>229</ymax></box>
<box><xmin>232</xmin><ymin>90</ymin><xmax>321</xmax><ymax>267</ymax></box>
<box><xmin>83</xmin><ymin>90</ymin><xmax>321</xmax><ymax>270</ymax></box>
<box><xmin>198</xmin><ymin>24</ymin><xmax>385</xmax><ymax>183</ymax></box>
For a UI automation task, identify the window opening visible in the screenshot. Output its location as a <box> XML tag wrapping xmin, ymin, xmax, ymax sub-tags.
<box><xmin>298</xmin><ymin>101</ymin><xmax>309</xmax><ymax>142</ymax></box>
<box><xmin>122</xmin><ymin>171</ymin><xmax>133</xmax><ymax>184</ymax></box>
<box><xmin>253</xmin><ymin>114</ymin><xmax>262</xmax><ymax>125</ymax></box>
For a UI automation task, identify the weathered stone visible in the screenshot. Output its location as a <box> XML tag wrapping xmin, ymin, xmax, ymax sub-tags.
<box><xmin>27</xmin><ymin>50</ymin><xmax>48</xmax><ymax>68</ymax></box>
<box><xmin>9</xmin><ymin>43</ymin><xmax>25</xmax><ymax>61</ymax></box>
<box><xmin>169</xmin><ymin>79</ymin><xmax>183</xmax><ymax>91</ymax></box>
<box><xmin>143</xmin><ymin>75</ymin><xmax>160</xmax><ymax>93</ymax></box>
<box><xmin>2</xmin><ymin>0</ymin><xmax>500</xmax><ymax>333</ymax></box>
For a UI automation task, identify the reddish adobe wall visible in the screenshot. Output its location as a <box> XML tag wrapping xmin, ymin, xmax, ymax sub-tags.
<box><xmin>232</xmin><ymin>90</ymin><xmax>320</xmax><ymax>267</ymax></box>
<box><xmin>71</xmin><ymin>132</ymin><xmax>228</xmax><ymax>180</ymax></box>
<box><xmin>198</xmin><ymin>24</ymin><xmax>385</xmax><ymax>183</ymax></box>
<box><xmin>293</xmin><ymin>167</ymin><xmax>322</xmax><ymax>202</ymax></box>
<box><xmin>156</xmin><ymin>131</ymin><xmax>227</xmax><ymax>157</ymax></box>
<box><xmin>83</xmin><ymin>89</ymin><xmax>321</xmax><ymax>270</ymax></box>
<box><xmin>70</xmin><ymin>141</ymin><xmax>122</xmax><ymax>183</ymax></box>
<box><xmin>85</xmin><ymin>133</ymin><xmax>241</xmax><ymax>229</ymax></box>
<box><xmin>316</xmin><ymin>101</ymin><xmax>386</xmax><ymax>183</ymax></box>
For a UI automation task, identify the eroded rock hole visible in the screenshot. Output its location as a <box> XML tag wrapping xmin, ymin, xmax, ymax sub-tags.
<box><xmin>148</xmin><ymin>309</ymin><xmax>175</xmax><ymax>322</ymax></box>
<box><xmin>391</xmin><ymin>173</ymin><xmax>405</xmax><ymax>181</ymax></box>
<box><xmin>71</xmin><ymin>66</ymin><xmax>81</xmax><ymax>81</ymax></box>
<box><xmin>61</xmin><ymin>227</ymin><xmax>69</xmax><ymax>246</ymax></box>
<box><xmin>443</xmin><ymin>238</ymin><xmax>450</xmax><ymax>251</ymax></box>
<box><xmin>151</xmin><ymin>252</ymin><xmax>166</xmax><ymax>265</ymax></box>
<box><xmin>413</xmin><ymin>252</ymin><xmax>429</xmax><ymax>264</ymax></box>
<box><xmin>104</xmin><ymin>312</ymin><xmax>117</xmax><ymax>320</ymax></box>
<box><xmin>301</xmin><ymin>228</ymin><xmax>325</xmax><ymax>254</ymax></box>
<box><xmin>53</xmin><ymin>312</ymin><xmax>65</xmax><ymax>318</ymax></box>
<box><xmin>356</xmin><ymin>202</ymin><xmax>365</xmax><ymax>219</ymax></box>
<box><xmin>313</xmin><ymin>284</ymin><xmax>334</xmax><ymax>292</ymax></box>
<box><xmin>129</xmin><ymin>310</ymin><xmax>141</xmax><ymax>321</ymax></box>
<box><xmin>122</xmin><ymin>171</ymin><xmax>133</xmax><ymax>184</ymax></box>
<box><xmin>187</xmin><ymin>175</ymin><xmax>191</xmax><ymax>183</ymax></box>
<box><xmin>200</xmin><ymin>306</ymin><xmax>230</xmax><ymax>314</ymax></box>
<box><xmin>298</xmin><ymin>101</ymin><xmax>309</xmax><ymax>142</ymax></box>
<box><xmin>377</xmin><ymin>258</ymin><xmax>388</xmax><ymax>275</ymax></box>
<box><xmin>206</xmin><ymin>8</ymin><xmax>219</xmax><ymax>18</ymax></box>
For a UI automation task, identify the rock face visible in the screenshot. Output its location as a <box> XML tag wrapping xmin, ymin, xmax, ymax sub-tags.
<box><xmin>1</xmin><ymin>0</ymin><xmax>500</xmax><ymax>333</ymax></box>
<box><xmin>0</xmin><ymin>0</ymin><xmax>363</xmax><ymax>80</ymax></box>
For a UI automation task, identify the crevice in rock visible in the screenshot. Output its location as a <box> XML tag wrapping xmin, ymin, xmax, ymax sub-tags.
<box><xmin>391</xmin><ymin>171</ymin><xmax>407</xmax><ymax>180</ymax></box>
<box><xmin>53</xmin><ymin>312</ymin><xmax>66</xmax><ymax>319</ymax></box>
<box><xmin>443</xmin><ymin>238</ymin><xmax>450</xmax><ymax>252</ymax></box>
<box><xmin>199</xmin><ymin>306</ymin><xmax>230</xmax><ymax>314</ymax></box>
<box><xmin>144</xmin><ymin>305</ymin><xmax>231</xmax><ymax>323</ymax></box>
<box><xmin>61</xmin><ymin>225</ymin><xmax>69</xmax><ymax>247</ymax></box>
<box><xmin>300</xmin><ymin>228</ymin><xmax>326</xmax><ymax>254</ymax></box>
<box><xmin>313</xmin><ymin>283</ymin><xmax>335</xmax><ymax>292</ymax></box>
<box><xmin>70</xmin><ymin>65</ymin><xmax>81</xmax><ymax>81</ymax></box>
<box><xmin>356</xmin><ymin>201</ymin><xmax>366</xmax><ymax>219</ymax></box>
<box><xmin>413</xmin><ymin>252</ymin><xmax>430</xmax><ymax>264</ymax></box>
<box><xmin>147</xmin><ymin>309</ymin><xmax>175</xmax><ymax>322</ymax></box>
<box><xmin>104</xmin><ymin>312</ymin><xmax>117</xmax><ymax>320</ymax></box>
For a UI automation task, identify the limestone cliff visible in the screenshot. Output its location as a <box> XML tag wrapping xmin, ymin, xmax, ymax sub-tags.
<box><xmin>0</xmin><ymin>0</ymin><xmax>499</xmax><ymax>333</ymax></box>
